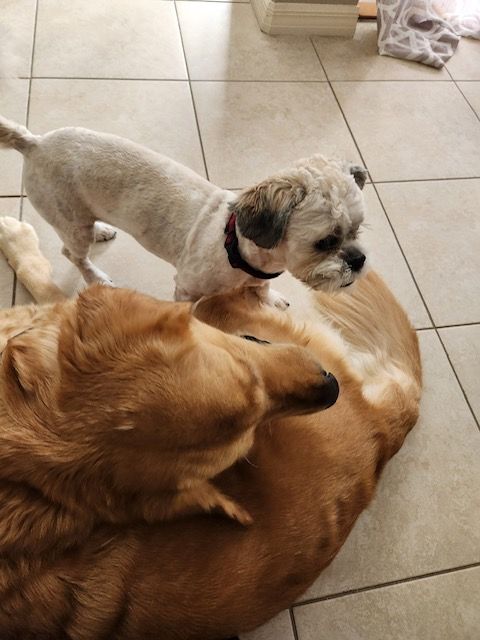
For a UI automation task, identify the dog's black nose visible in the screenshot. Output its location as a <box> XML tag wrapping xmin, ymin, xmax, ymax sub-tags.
<box><xmin>345</xmin><ymin>248</ymin><xmax>366</xmax><ymax>273</ymax></box>
<box><xmin>322</xmin><ymin>372</ymin><xmax>339</xmax><ymax>409</ymax></box>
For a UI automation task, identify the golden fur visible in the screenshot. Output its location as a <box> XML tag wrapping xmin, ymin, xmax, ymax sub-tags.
<box><xmin>0</xmin><ymin>217</ymin><xmax>421</xmax><ymax>639</ymax></box>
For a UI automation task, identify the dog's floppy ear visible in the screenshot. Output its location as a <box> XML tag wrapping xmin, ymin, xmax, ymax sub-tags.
<box><xmin>233</xmin><ymin>175</ymin><xmax>307</xmax><ymax>249</ymax></box>
<box><xmin>1</xmin><ymin>332</ymin><xmax>55</xmax><ymax>406</ymax></box>
<box><xmin>2</xmin><ymin>338</ymin><xmax>36</xmax><ymax>400</ymax></box>
<box><xmin>349</xmin><ymin>165</ymin><xmax>368</xmax><ymax>190</ymax></box>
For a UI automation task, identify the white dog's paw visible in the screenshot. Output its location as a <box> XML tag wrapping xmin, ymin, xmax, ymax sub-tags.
<box><xmin>82</xmin><ymin>263</ymin><xmax>115</xmax><ymax>287</ymax></box>
<box><xmin>0</xmin><ymin>216</ymin><xmax>39</xmax><ymax>256</ymax></box>
<box><xmin>94</xmin><ymin>222</ymin><xmax>117</xmax><ymax>242</ymax></box>
<box><xmin>257</xmin><ymin>286</ymin><xmax>290</xmax><ymax>310</ymax></box>
<box><xmin>90</xmin><ymin>270</ymin><xmax>115</xmax><ymax>287</ymax></box>
<box><xmin>270</xmin><ymin>289</ymin><xmax>290</xmax><ymax>310</ymax></box>
<box><xmin>95</xmin><ymin>276</ymin><xmax>115</xmax><ymax>287</ymax></box>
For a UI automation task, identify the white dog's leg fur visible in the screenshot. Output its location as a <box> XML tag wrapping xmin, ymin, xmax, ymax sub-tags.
<box><xmin>94</xmin><ymin>221</ymin><xmax>117</xmax><ymax>242</ymax></box>
<box><xmin>0</xmin><ymin>216</ymin><xmax>66</xmax><ymax>304</ymax></box>
<box><xmin>59</xmin><ymin>225</ymin><xmax>113</xmax><ymax>286</ymax></box>
<box><xmin>174</xmin><ymin>285</ymin><xmax>193</xmax><ymax>302</ymax></box>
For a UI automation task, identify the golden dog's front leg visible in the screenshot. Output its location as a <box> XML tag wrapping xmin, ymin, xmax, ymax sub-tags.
<box><xmin>0</xmin><ymin>216</ymin><xmax>66</xmax><ymax>304</ymax></box>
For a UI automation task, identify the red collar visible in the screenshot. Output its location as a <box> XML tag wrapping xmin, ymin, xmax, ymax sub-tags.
<box><xmin>224</xmin><ymin>213</ymin><xmax>283</xmax><ymax>281</ymax></box>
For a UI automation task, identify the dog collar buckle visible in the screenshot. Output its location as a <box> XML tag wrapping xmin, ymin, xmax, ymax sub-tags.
<box><xmin>224</xmin><ymin>213</ymin><xmax>283</xmax><ymax>281</ymax></box>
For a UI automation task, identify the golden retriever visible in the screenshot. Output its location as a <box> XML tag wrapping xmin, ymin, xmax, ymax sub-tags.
<box><xmin>0</xmin><ymin>216</ymin><xmax>421</xmax><ymax>640</ymax></box>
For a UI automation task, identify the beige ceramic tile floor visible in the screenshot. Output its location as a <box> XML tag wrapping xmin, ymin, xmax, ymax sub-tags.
<box><xmin>1</xmin><ymin>5</ymin><xmax>479</xmax><ymax>638</ymax></box>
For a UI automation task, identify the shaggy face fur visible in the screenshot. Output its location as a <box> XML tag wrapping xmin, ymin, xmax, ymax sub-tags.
<box><xmin>234</xmin><ymin>156</ymin><xmax>367</xmax><ymax>292</ymax></box>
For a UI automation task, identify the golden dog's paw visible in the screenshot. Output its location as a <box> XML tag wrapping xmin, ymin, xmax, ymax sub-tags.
<box><xmin>0</xmin><ymin>216</ymin><xmax>39</xmax><ymax>256</ymax></box>
<box><xmin>168</xmin><ymin>481</ymin><xmax>254</xmax><ymax>527</ymax></box>
<box><xmin>218</xmin><ymin>496</ymin><xmax>253</xmax><ymax>527</ymax></box>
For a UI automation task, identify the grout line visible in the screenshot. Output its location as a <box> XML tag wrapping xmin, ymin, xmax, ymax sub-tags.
<box><xmin>375</xmin><ymin>175</ymin><xmax>480</xmax><ymax>184</ymax></box>
<box><xmin>321</xmin><ymin>78</ymin><xmax>454</xmax><ymax>82</ymax></box>
<box><xmin>173</xmin><ymin>1</ymin><xmax>210</xmax><ymax>180</ymax></box>
<box><xmin>373</xmin><ymin>183</ymin><xmax>480</xmax><ymax>432</ymax></box>
<box><xmin>27</xmin><ymin>76</ymin><xmax>332</xmax><ymax>83</ymax></box>
<box><xmin>14</xmin><ymin>0</ymin><xmax>39</xmax><ymax>307</ymax></box>
<box><xmin>373</xmin><ymin>185</ymin><xmax>480</xmax><ymax>433</ymax></box>
<box><xmin>176</xmin><ymin>0</ymin><xmax>250</xmax><ymax>2</ymax></box>
<box><xmin>435</xmin><ymin>320</ymin><xmax>480</xmax><ymax>330</ymax></box>
<box><xmin>445</xmin><ymin>63</ymin><xmax>480</xmax><ymax>155</ymax></box>
<box><xmin>435</xmin><ymin>329</ymin><xmax>480</xmax><ymax>429</ymax></box>
<box><xmin>29</xmin><ymin>76</ymin><xmax>192</xmax><ymax>82</ymax></box>
<box><xmin>310</xmin><ymin>40</ymin><xmax>429</xmax><ymax>316</ymax></box>
<box><xmin>18</xmin><ymin>78</ymin><xmax>467</xmax><ymax>85</ymax></box>
<box><xmin>310</xmin><ymin>37</ymin><xmax>480</xmax><ymax>433</ymax></box>
<box><xmin>293</xmin><ymin>561</ymin><xmax>480</xmax><ymax>608</ymax></box>
<box><xmin>21</xmin><ymin>0</ymin><xmax>40</xmax><ymax>208</ymax></box>
<box><xmin>449</xmin><ymin>78</ymin><xmax>480</xmax><ymax>124</ymax></box>
<box><xmin>0</xmin><ymin>194</ymin><xmax>23</xmax><ymax>198</ymax></box>
<box><xmin>289</xmin><ymin>608</ymin><xmax>300</xmax><ymax>640</ymax></box>
<box><xmin>20</xmin><ymin>76</ymin><xmax>461</xmax><ymax>83</ymax></box>
<box><xmin>440</xmin><ymin>78</ymin><xmax>480</xmax><ymax>82</ymax></box>
<box><xmin>227</xmin><ymin>175</ymin><xmax>480</xmax><ymax>189</ymax></box>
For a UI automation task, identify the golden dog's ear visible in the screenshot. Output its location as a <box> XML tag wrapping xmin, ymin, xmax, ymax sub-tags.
<box><xmin>2</xmin><ymin>332</ymin><xmax>57</xmax><ymax>410</ymax></box>
<box><xmin>191</xmin><ymin>287</ymin><xmax>264</xmax><ymax>330</ymax></box>
<box><xmin>2</xmin><ymin>335</ymin><xmax>42</xmax><ymax>400</ymax></box>
<box><xmin>3</xmin><ymin>339</ymin><xmax>33</xmax><ymax>398</ymax></box>
<box><xmin>72</xmin><ymin>285</ymin><xmax>191</xmax><ymax>343</ymax></box>
<box><xmin>59</xmin><ymin>285</ymin><xmax>192</xmax><ymax>380</ymax></box>
<box><xmin>233</xmin><ymin>174</ymin><xmax>307</xmax><ymax>249</ymax></box>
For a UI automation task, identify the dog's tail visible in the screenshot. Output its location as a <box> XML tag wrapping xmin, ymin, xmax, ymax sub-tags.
<box><xmin>0</xmin><ymin>115</ymin><xmax>37</xmax><ymax>153</ymax></box>
<box><xmin>313</xmin><ymin>271</ymin><xmax>421</xmax><ymax>429</ymax></box>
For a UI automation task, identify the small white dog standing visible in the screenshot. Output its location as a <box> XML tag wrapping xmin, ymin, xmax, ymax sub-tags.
<box><xmin>0</xmin><ymin>116</ymin><xmax>368</xmax><ymax>307</ymax></box>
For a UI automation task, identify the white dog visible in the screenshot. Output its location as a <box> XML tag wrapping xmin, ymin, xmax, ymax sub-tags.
<box><xmin>0</xmin><ymin>116</ymin><xmax>367</xmax><ymax>308</ymax></box>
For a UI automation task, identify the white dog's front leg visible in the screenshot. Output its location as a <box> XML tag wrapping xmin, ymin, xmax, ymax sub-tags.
<box><xmin>174</xmin><ymin>284</ymin><xmax>195</xmax><ymax>302</ymax></box>
<box><xmin>62</xmin><ymin>246</ymin><xmax>114</xmax><ymax>286</ymax></box>
<box><xmin>255</xmin><ymin>284</ymin><xmax>289</xmax><ymax>310</ymax></box>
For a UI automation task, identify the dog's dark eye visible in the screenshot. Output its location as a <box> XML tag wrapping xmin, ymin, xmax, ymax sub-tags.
<box><xmin>315</xmin><ymin>235</ymin><xmax>338</xmax><ymax>252</ymax></box>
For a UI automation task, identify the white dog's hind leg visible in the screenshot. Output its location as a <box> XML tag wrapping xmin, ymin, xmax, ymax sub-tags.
<box><xmin>0</xmin><ymin>216</ymin><xmax>66</xmax><ymax>304</ymax></box>
<box><xmin>61</xmin><ymin>225</ymin><xmax>113</xmax><ymax>286</ymax></box>
<box><xmin>93</xmin><ymin>221</ymin><xmax>117</xmax><ymax>242</ymax></box>
<box><xmin>174</xmin><ymin>284</ymin><xmax>194</xmax><ymax>302</ymax></box>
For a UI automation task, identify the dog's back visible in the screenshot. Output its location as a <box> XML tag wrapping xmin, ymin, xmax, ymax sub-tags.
<box><xmin>0</xmin><ymin>115</ymin><xmax>216</xmax><ymax>267</ymax></box>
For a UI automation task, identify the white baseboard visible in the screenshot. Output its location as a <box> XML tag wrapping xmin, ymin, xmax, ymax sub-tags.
<box><xmin>251</xmin><ymin>0</ymin><xmax>358</xmax><ymax>36</ymax></box>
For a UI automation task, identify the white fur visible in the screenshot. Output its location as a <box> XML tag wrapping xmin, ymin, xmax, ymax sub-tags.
<box><xmin>0</xmin><ymin>118</ymin><xmax>367</xmax><ymax>305</ymax></box>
